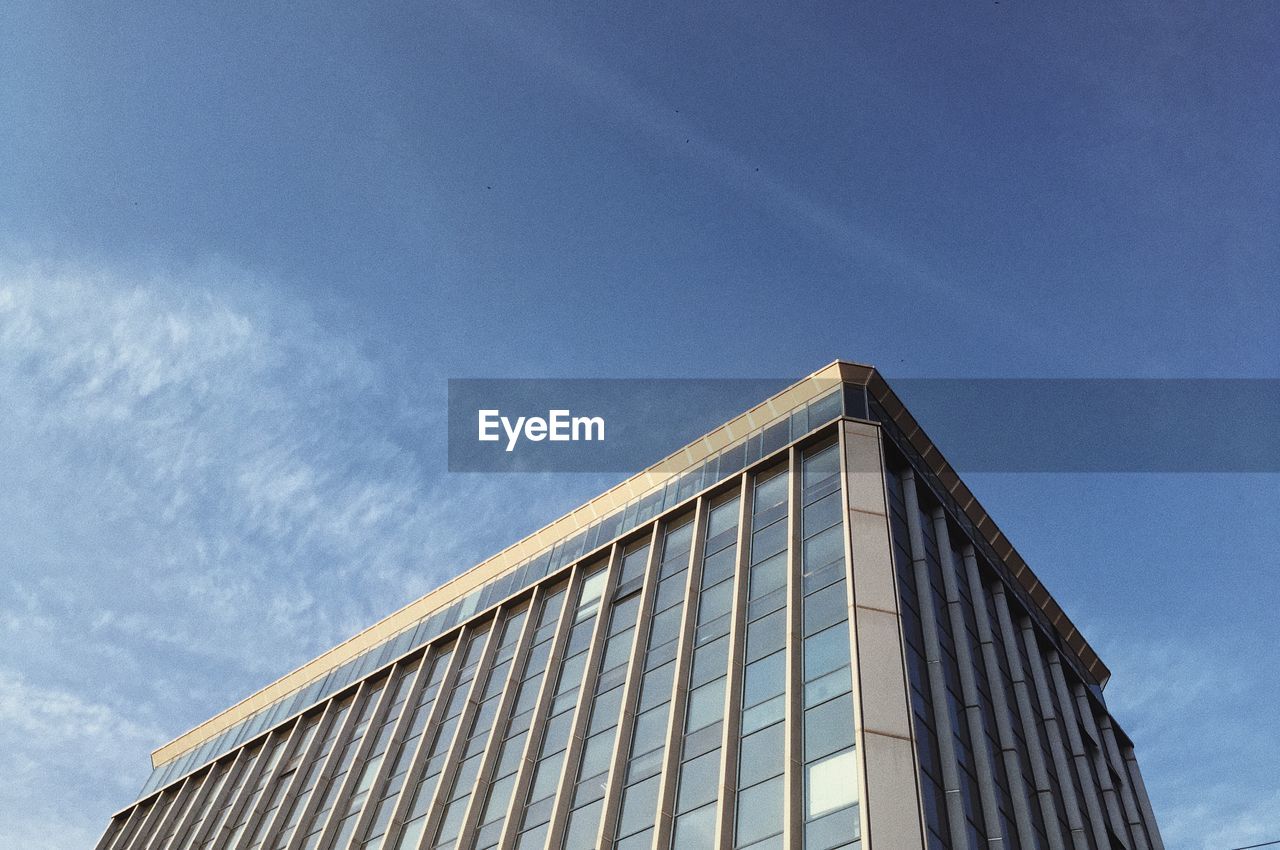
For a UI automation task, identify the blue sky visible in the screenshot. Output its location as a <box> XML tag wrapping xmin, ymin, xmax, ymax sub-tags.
<box><xmin>0</xmin><ymin>2</ymin><xmax>1276</xmax><ymax>848</ymax></box>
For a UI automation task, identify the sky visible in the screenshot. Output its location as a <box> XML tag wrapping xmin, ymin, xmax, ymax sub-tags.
<box><xmin>0</xmin><ymin>2</ymin><xmax>1276</xmax><ymax>849</ymax></box>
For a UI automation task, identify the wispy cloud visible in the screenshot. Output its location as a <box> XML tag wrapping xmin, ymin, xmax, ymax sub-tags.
<box><xmin>0</xmin><ymin>258</ymin><xmax>599</xmax><ymax>848</ymax></box>
<box><xmin>1095</xmin><ymin>629</ymin><xmax>1280</xmax><ymax>850</ymax></box>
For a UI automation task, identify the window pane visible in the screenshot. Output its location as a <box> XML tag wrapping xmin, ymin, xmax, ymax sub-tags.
<box><xmin>805</xmin><ymin>695</ymin><xmax>855</xmax><ymax>762</ymax></box>
<box><xmin>802</xmin><ymin>526</ymin><xmax>843</xmax><ymax>573</ymax></box>
<box><xmin>630</xmin><ymin>705</ymin><xmax>669</xmax><ymax>755</ymax></box>
<box><xmin>746</xmin><ymin>609</ymin><xmax>786</xmax><ymax>663</ymax></box>
<box><xmin>617</xmin><ymin>776</ymin><xmax>659</xmax><ymax>839</ymax></box>
<box><xmin>697</xmin><ymin>580</ymin><xmax>734</xmax><ymax>626</ymax></box>
<box><xmin>672</xmin><ymin>803</ymin><xmax>717</xmax><ymax>850</ymax></box>
<box><xmin>803</xmin><ymin>491</ymin><xmax>841</xmax><ymax>537</ymax></box>
<box><xmin>743</xmin><ymin>651</ymin><xmax>785</xmax><ymax>708</ymax></box>
<box><xmin>804</xmin><ymin>666</ymin><xmax>852</xmax><ymax>709</ymax></box>
<box><xmin>677</xmin><ymin>748</ymin><xmax>721</xmax><ymax>813</ymax></box>
<box><xmin>686</xmin><ymin>678</ymin><xmax>726</xmax><ymax>732</ymax></box>
<box><xmin>563</xmin><ymin>800</ymin><xmax>603</xmax><ymax>850</ymax></box>
<box><xmin>691</xmin><ymin>636</ymin><xmax>729</xmax><ymax>688</ymax></box>
<box><xmin>707</xmin><ymin>498</ymin><xmax>740</xmax><ymax>540</ymax></box>
<box><xmin>739</xmin><ymin>722</ymin><xmax>784</xmax><ymax>788</ymax></box>
<box><xmin>736</xmin><ymin>775</ymin><xmax>783</xmax><ymax>846</ymax></box>
<box><xmin>804</xmin><ymin>582</ymin><xmax>848</xmax><ymax>637</ymax></box>
<box><xmin>806</xmin><ymin>802</ymin><xmax>860</xmax><ymax>850</ymax></box>
<box><xmin>804</xmin><ymin>624</ymin><xmax>851</xmax><ymax>682</ymax></box>
<box><xmin>702</xmin><ymin>546</ymin><xmax>737</xmax><ymax>587</ymax></box>
<box><xmin>749</xmin><ymin>553</ymin><xmax>787</xmax><ymax>599</ymax></box>
<box><xmin>742</xmin><ymin>694</ymin><xmax>785</xmax><ymax>735</ymax></box>
<box><xmin>806</xmin><ymin>749</ymin><xmax>859</xmax><ymax>818</ymax></box>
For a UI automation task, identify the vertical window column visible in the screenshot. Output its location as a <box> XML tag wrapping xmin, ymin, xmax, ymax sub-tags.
<box><xmin>239</xmin><ymin>711</ymin><xmax>325</xmax><ymax>850</ymax></box>
<box><xmin>664</xmin><ymin>490</ymin><xmax>743</xmax><ymax>850</ymax></box>
<box><xmin>176</xmin><ymin>754</ymin><xmax>240</xmax><ymax>850</ymax></box>
<box><xmin>388</xmin><ymin>625</ymin><xmax>495</xmax><ymax>850</ymax></box>
<box><xmin>510</xmin><ymin>562</ymin><xmax>611</xmax><ymax>850</ymax></box>
<box><xmin>354</xmin><ymin>646</ymin><xmax>455</xmax><ymax>850</ymax></box>
<box><xmin>270</xmin><ymin>697</ymin><xmax>356</xmax><ymax>850</ymax></box>
<box><xmin>292</xmin><ymin>675</ymin><xmax>391</xmax><ymax>850</ymax></box>
<box><xmin>429</xmin><ymin>605</ymin><xmax>533</xmax><ymax>850</ymax></box>
<box><xmin>797</xmin><ymin>442</ymin><xmax>859</xmax><ymax>850</ymax></box>
<box><xmin>611</xmin><ymin>514</ymin><xmax>697</xmax><ymax>850</ymax></box>
<box><xmin>471</xmin><ymin>582</ymin><xmax>571</xmax><ymax>850</ymax></box>
<box><xmin>556</xmin><ymin>538</ymin><xmax>653</xmax><ymax>850</ymax></box>
<box><xmin>729</xmin><ymin>465</ymin><xmax>787</xmax><ymax>850</ymax></box>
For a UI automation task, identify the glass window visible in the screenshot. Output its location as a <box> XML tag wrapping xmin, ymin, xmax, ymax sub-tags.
<box><xmin>589</xmin><ymin>688</ymin><xmax>624</xmax><ymax>735</ymax></box>
<box><xmin>749</xmin><ymin>553</ymin><xmax>787</xmax><ymax>598</ymax></box>
<box><xmin>805</xmin><ymin>695</ymin><xmax>855</xmax><ymax>762</ymax></box>
<box><xmin>702</xmin><ymin>546</ymin><xmax>737</xmax><ymax>587</ymax></box>
<box><xmin>697</xmin><ymin>580</ymin><xmax>733</xmax><ymax>626</ymax></box>
<box><xmin>639</xmin><ymin>662</ymin><xmax>675</xmax><ymax>712</ymax></box>
<box><xmin>677</xmin><ymin>748</ymin><xmax>721</xmax><ymax>813</ymax></box>
<box><xmin>630</xmin><ymin>706</ymin><xmax>669</xmax><ymax>754</ymax></box>
<box><xmin>648</xmin><ymin>606</ymin><xmax>683</xmax><ymax>648</ymax></box>
<box><xmin>806</xmin><ymin>750</ymin><xmax>858</xmax><ymax>818</ymax></box>
<box><xmin>804</xmin><ymin>666</ymin><xmax>851</xmax><ymax>708</ymax></box>
<box><xmin>691</xmin><ymin>636</ymin><xmax>729</xmax><ymax>688</ymax></box>
<box><xmin>742</xmin><ymin>694</ymin><xmax>785</xmax><ymax>735</ymax></box>
<box><xmin>743</xmin><ymin>651</ymin><xmax>785</xmax><ymax>708</ymax></box>
<box><xmin>754</xmin><ymin>470</ymin><xmax>789</xmax><ymax>514</ymax></box>
<box><xmin>803</xmin><ymin>491</ymin><xmax>841</xmax><ymax>537</ymax></box>
<box><xmin>805</xmin><ymin>803</ymin><xmax>860</xmax><ymax>850</ymax></box>
<box><xmin>578</xmin><ymin>730</ymin><xmax>615</xmax><ymax>781</ymax></box>
<box><xmin>617</xmin><ymin>776</ymin><xmax>659</xmax><ymax>838</ymax></box>
<box><xmin>672</xmin><ymin>802</ymin><xmax>717</xmax><ymax>850</ymax></box>
<box><xmin>563</xmin><ymin>800</ymin><xmax>603</xmax><ymax>849</ymax></box>
<box><xmin>736</xmin><ymin>775</ymin><xmax>783</xmax><ymax>847</ymax></box>
<box><xmin>751</xmin><ymin>521</ymin><xmax>787</xmax><ymax>564</ymax></box>
<box><xmin>804</xmin><ymin>624</ymin><xmax>851</xmax><ymax>683</ymax></box>
<box><xmin>686</xmin><ymin>678</ymin><xmax>726</xmax><ymax>732</ymax></box>
<box><xmin>528</xmin><ymin>753</ymin><xmax>564</xmax><ymax>803</ymax></box>
<box><xmin>804</xmin><ymin>582</ymin><xmax>848</xmax><ymax>637</ymax></box>
<box><xmin>746</xmin><ymin>609</ymin><xmax>786</xmax><ymax>663</ymax></box>
<box><xmin>616</xmin><ymin>827</ymin><xmax>654</xmax><ymax>850</ymax></box>
<box><xmin>739</xmin><ymin>722</ymin><xmax>784</xmax><ymax>789</ymax></box>
<box><xmin>803</xmin><ymin>526</ymin><xmax>843</xmax><ymax>573</ymax></box>
<box><xmin>707</xmin><ymin>498</ymin><xmax>740</xmax><ymax>541</ymax></box>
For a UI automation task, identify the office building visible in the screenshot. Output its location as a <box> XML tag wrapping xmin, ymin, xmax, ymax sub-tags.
<box><xmin>97</xmin><ymin>361</ymin><xmax>1164</xmax><ymax>850</ymax></box>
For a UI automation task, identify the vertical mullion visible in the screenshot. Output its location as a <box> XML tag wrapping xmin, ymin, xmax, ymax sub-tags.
<box><xmin>1019</xmin><ymin>621</ymin><xmax>1089</xmax><ymax>850</ymax></box>
<box><xmin>783</xmin><ymin>447</ymin><xmax>804</xmax><ymax>850</ymax></box>
<box><xmin>991</xmin><ymin>585</ymin><xmax>1066</xmax><ymax>850</ymax></box>
<box><xmin>146</xmin><ymin>777</ymin><xmax>200</xmax><ymax>850</ymax></box>
<box><xmin>592</xmin><ymin>524</ymin><xmax>664</xmax><ymax>849</ymax></box>
<box><xmin>160</xmin><ymin>767</ymin><xmax>219</xmax><ymax>850</ymax></box>
<box><xmin>901</xmin><ymin>469</ymin><xmax>969</xmax><ymax>850</ymax></box>
<box><xmin>282</xmin><ymin>679</ymin><xmax>372</xmax><ymax>850</ymax></box>
<box><xmin>713</xmin><ymin>474</ymin><xmax>753</xmax><ymax>850</ymax></box>
<box><xmin>1120</xmin><ymin>746</ymin><xmax>1163</xmax><ymax>850</ymax></box>
<box><xmin>1097</xmin><ymin>717</ymin><xmax>1150</xmax><ymax>850</ymax></box>
<box><xmin>342</xmin><ymin>652</ymin><xmax>432</xmax><ymax>847</ymax></box>
<box><xmin>494</xmin><ymin>566</ymin><xmax>587</xmax><ymax>850</ymax></box>
<box><xmin>451</xmin><ymin>587</ymin><xmax>547</xmax><ymax>849</ymax></box>
<box><xmin>219</xmin><ymin>725</ymin><xmax>293</xmax><ymax>849</ymax></box>
<box><xmin>185</xmin><ymin>749</ymin><xmax>250</xmax><ymax>850</ymax></box>
<box><xmin>121</xmin><ymin>793</ymin><xmax>167</xmax><ymax>850</ymax></box>
<box><xmin>378</xmin><ymin>629</ymin><xmax>472</xmax><ymax>850</ymax></box>
<box><xmin>93</xmin><ymin>809</ymin><xmax>131</xmax><ymax>850</ymax></box>
<box><xmin>961</xmin><ymin>546</ymin><xmax>1037</xmax><ymax>850</ymax></box>
<box><xmin>932</xmin><ymin>510</ymin><xmax>1004</xmax><ymax>847</ymax></box>
<box><xmin>103</xmin><ymin>801</ymin><xmax>144</xmax><ymax>850</ymax></box>
<box><xmin>255</xmin><ymin>701</ymin><xmax>341</xmax><ymax>850</ymax></box>
<box><xmin>312</xmin><ymin>666</ymin><xmax>405</xmax><ymax>850</ymax></box>
<box><xmin>127</xmin><ymin>781</ymin><xmax>185</xmax><ymax>850</ymax></box>
<box><xmin>650</xmin><ymin>495</ymin><xmax>709</xmax><ymax>850</ymax></box>
<box><xmin>1070</xmin><ymin>685</ymin><xmax>1131</xmax><ymax>846</ymax></box>
<box><xmin>541</xmin><ymin>543</ymin><xmax>624</xmax><ymax>850</ymax></box>
<box><xmin>230</xmin><ymin>717</ymin><xmax>310</xmax><ymax>850</ymax></box>
<box><xmin>200</xmin><ymin>737</ymin><xmax>273</xmax><ymax>849</ymax></box>
<box><xmin>413</xmin><ymin>615</ymin><xmax>505</xmax><ymax>846</ymax></box>
<box><xmin>1046</xmin><ymin>656</ymin><xmax>1110</xmax><ymax>849</ymax></box>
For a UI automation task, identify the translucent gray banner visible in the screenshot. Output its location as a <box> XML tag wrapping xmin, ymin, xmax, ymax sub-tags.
<box><xmin>447</xmin><ymin>378</ymin><xmax>1280</xmax><ymax>473</ymax></box>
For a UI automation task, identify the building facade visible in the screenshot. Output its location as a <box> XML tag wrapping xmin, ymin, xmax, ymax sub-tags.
<box><xmin>97</xmin><ymin>362</ymin><xmax>1164</xmax><ymax>850</ymax></box>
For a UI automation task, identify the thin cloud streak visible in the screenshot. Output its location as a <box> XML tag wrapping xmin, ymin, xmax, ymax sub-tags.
<box><xmin>0</xmin><ymin>258</ymin><xmax>599</xmax><ymax>849</ymax></box>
